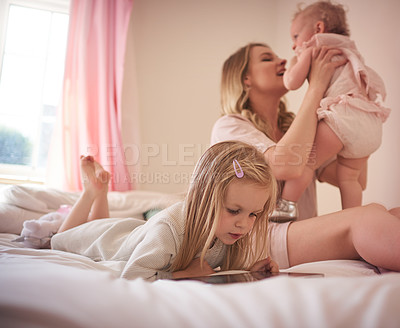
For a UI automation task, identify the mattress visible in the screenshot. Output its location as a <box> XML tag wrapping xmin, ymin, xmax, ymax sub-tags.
<box><xmin>0</xmin><ymin>184</ymin><xmax>399</xmax><ymax>328</ymax></box>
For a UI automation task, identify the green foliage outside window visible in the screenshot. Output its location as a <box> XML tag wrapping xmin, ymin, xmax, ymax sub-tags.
<box><xmin>0</xmin><ymin>126</ymin><xmax>32</xmax><ymax>165</ymax></box>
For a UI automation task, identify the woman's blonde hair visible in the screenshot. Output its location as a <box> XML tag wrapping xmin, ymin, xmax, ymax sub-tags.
<box><xmin>220</xmin><ymin>43</ymin><xmax>295</xmax><ymax>141</ymax></box>
<box><xmin>170</xmin><ymin>141</ymin><xmax>277</xmax><ymax>272</ymax></box>
<box><xmin>294</xmin><ymin>1</ymin><xmax>350</xmax><ymax>36</ymax></box>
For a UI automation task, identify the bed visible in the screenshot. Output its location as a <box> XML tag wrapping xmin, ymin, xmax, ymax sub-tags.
<box><xmin>1</xmin><ymin>184</ymin><xmax>399</xmax><ymax>328</ymax></box>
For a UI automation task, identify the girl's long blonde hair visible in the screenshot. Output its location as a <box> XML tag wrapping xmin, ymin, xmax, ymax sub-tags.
<box><xmin>220</xmin><ymin>43</ymin><xmax>295</xmax><ymax>142</ymax></box>
<box><xmin>170</xmin><ymin>141</ymin><xmax>277</xmax><ymax>272</ymax></box>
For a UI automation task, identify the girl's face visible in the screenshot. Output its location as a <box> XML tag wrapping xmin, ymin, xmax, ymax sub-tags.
<box><xmin>290</xmin><ymin>14</ymin><xmax>317</xmax><ymax>51</ymax></box>
<box><xmin>215</xmin><ymin>179</ymin><xmax>269</xmax><ymax>245</ymax></box>
<box><xmin>244</xmin><ymin>46</ymin><xmax>287</xmax><ymax>95</ymax></box>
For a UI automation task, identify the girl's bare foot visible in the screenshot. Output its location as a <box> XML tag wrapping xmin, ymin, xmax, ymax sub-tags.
<box><xmin>80</xmin><ymin>155</ymin><xmax>110</xmax><ymax>197</ymax></box>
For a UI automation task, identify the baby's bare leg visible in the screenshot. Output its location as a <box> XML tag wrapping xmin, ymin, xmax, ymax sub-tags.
<box><xmin>337</xmin><ymin>156</ymin><xmax>368</xmax><ymax>209</ymax></box>
<box><xmin>282</xmin><ymin>121</ymin><xmax>342</xmax><ymax>201</ymax></box>
<box><xmin>58</xmin><ymin>156</ymin><xmax>110</xmax><ymax>233</ymax></box>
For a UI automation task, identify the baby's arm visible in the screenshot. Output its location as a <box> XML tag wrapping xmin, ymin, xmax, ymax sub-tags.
<box><xmin>283</xmin><ymin>47</ymin><xmax>314</xmax><ymax>90</ymax></box>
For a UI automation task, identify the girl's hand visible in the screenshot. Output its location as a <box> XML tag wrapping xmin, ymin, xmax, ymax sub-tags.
<box><xmin>250</xmin><ymin>256</ymin><xmax>279</xmax><ymax>273</ymax></box>
<box><xmin>308</xmin><ymin>46</ymin><xmax>347</xmax><ymax>93</ymax></box>
<box><xmin>172</xmin><ymin>257</ymin><xmax>215</xmax><ymax>279</ymax></box>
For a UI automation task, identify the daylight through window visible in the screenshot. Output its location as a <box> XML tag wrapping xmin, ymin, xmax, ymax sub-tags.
<box><xmin>0</xmin><ymin>0</ymin><xmax>69</xmax><ymax>183</ymax></box>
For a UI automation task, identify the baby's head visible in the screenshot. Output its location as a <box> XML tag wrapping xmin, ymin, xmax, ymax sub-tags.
<box><xmin>291</xmin><ymin>1</ymin><xmax>349</xmax><ymax>50</ymax></box>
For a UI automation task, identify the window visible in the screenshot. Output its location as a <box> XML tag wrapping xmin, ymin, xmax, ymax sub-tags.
<box><xmin>0</xmin><ymin>0</ymin><xmax>70</xmax><ymax>183</ymax></box>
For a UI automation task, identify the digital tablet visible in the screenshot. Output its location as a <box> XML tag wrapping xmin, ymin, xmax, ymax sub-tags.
<box><xmin>175</xmin><ymin>271</ymin><xmax>324</xmax><ymax>284</ymax></box>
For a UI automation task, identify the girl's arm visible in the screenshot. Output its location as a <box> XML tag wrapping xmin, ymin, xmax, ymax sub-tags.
<box><xmin>283</xmin><ymin>48</ymin><xmax>313</xmax><ymax>90</ymax></box>
<box><xmin>266</xmin><ymin>47</ymin><xmax>346</xmax><ymax>180</ymax></box>
<box><xmin>172</xmin><ymin>257</ymin><xmax>215</xmax><ymax>279</ymax></box>
<box><xmin>250</xmin><ymin>257</ymin><xmax>279</xmax><ymax>273</ymax></box>
<box><xmin>121</xmin><ymin>221</ymin><xmax>180</xmax><ymax>281</ymax></box>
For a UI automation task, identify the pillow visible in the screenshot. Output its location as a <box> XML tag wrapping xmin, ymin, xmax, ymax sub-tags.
<box><xmin>0</xmin><ymin>202</ymin><xmax>44</xmax><ymax>234</ymax></box>
<box><xmin>0</xmin><ymin>184</ymin><xmax>78</xmax><ymax>234</ymax></box>
<box><xmin>0</xmin><ymin>184</ymin><xmax>184</xmax><ymax>234</ymax></box>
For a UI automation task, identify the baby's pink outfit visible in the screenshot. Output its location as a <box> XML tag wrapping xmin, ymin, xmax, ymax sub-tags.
<box><xmin>290</xmin><ymin>34</ymin><xmax>390</xmax><ymax>158</ymax></box>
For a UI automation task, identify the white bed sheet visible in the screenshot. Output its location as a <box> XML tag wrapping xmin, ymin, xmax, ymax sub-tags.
<box><xmin>1</xmin><ymin>184</ymin><xmax>399</xmax><ymax>327</ymax></box>
<box><xmin>1</xmin><ymin>232</ymin><xmax>399</xmax><ymax>328</ymax></box>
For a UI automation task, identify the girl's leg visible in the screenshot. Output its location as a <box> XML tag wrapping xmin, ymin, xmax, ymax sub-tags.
<box><xmin>389</xmin><ymin>207</ymin><xmax>400</xmax><ymax>218</ymax></box>
<box><xmin>287</xmin><ymin>203</ymin><xmax>400</xmax><ymax>271</ymax></box>
<box><xmin>58</xmin><ymin>156</ymin><xmax>110</xmax><ymax>233</ymax></box>
<box><xmin>88</xmin><ymin>161</ymin><xmax>110</xmax><ymax>221</ymax></box>
<box><xmin>337</xmin><ymin>156</ymin><xmax>368</xmax><ymax>209</ymax></box>
<box><xmin>351</xmin><ymin>205</ymin><xmax>400</xmax><ymax>270</ymax></box>
<box><xmin>282</xmin><ymin>120</ymin><xmax>343</xmax><ymax>201</ymax></box>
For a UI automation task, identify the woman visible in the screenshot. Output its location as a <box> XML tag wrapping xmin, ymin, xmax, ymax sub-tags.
<box><xmin>210</xmin><ymin>43</ymin><xmax>400</xmax><ymax>271</ymax></box>
<box><xmin>211</xmin><ymin>42</ymin><xmax>349</xmax><ymax>221</ymax></box>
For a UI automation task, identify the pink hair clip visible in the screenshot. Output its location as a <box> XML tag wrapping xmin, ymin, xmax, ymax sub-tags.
<box><xmin>233</xmin><ymin>159</ymin><xmax>244</xmax><ymax>178</ymax></box>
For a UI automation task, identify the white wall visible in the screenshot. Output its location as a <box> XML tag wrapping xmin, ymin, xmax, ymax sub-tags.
<box><xmin>124</xmin><ymin>0</ymin><xmax>279</xmax><ymax>193</ymax></box>
<box><xmin>122</xmin><ymin>0</ymin><xmax>400</xmax><ymax>214</ymax></box>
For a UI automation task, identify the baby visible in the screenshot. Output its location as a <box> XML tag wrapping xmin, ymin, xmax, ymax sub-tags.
<box><xmin>271</xmin><ymin>1</ymin><xmax>390</xmax><ymax>221</ymax></box>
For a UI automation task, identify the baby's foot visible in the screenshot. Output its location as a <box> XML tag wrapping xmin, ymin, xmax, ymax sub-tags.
<box><xmin>80</xmin><ymin>155</ymin><xmax>110</xmax><ymax>196</ymax></box>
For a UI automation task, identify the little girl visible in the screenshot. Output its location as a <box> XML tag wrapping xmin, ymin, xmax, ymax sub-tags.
<box><xmin>52</xmin><ymin>141</ymin><xmax>279</xmax><ymax>281</ymax></box>
<box><xmin>273</xmin><ymin>0</ymin><xmax>390</xmax><ymax>221</ymax></box>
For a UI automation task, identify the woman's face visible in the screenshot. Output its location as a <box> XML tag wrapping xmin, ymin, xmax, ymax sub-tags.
<box><xmin>244</xmin><ymin>46</ymin><xmax>287</xmax><ymax>95</ymax></box>
<box><xmin>215</xmin><ymin>179</ymin><xmax>269</xmax><ymax>245</ymax></box>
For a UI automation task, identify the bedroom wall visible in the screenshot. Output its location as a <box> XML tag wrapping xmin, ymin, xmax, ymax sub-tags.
<box><xmin>123</xmin><ymin>0</ymin><xmax>279</xmax><ymax>192</ymax></box>
<box><xmin>122</xmin><ymin>0</ymin><xmax>400</xmax><ymax>214</ymax></box>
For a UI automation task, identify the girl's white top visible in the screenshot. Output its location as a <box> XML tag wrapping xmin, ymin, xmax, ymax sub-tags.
<box><xmin>52</xmin><ymin>201</ymin><xmax>227</xmax><ymax>281</ymax></box>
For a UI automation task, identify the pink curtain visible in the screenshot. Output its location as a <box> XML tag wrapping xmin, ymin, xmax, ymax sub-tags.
<box><xmin>47</xmin><ymin>0</ymin><xmax>134</xmax><ymax>191</ymax></box>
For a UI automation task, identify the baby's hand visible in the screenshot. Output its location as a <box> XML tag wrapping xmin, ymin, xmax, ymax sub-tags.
<box><xmin>250</xmin><ymin>256</ymin><xmax>279</xmax><ymax>273</ymax></box>
<box><xmin>172</xmin><ymin>257</ymin><xmax>215</xmax><ymax>279</ymax></box>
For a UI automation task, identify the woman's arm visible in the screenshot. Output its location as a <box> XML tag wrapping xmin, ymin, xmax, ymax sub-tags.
<box><xmin>283</xmin><ymin>48</ymin><xmax>313</xmax><ymax>90</ymax></box>
<box><xmin>266</xmin><ymin>47</ymin><xmax>347</xmax><ymax>181</ymax></box>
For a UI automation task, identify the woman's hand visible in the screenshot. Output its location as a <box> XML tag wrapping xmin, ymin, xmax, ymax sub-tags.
<box><xmin>172</xmin><ymin>257</ymin><xmax>215</xmax><ymax>279</ymax></box>
<box><xmin>250</xmin><ymin>256</ymin><xmax>279</xmax><ymax>273</ymax></box>
<box><xmin>308</xmin><ymin>46</ymin><xmax>347</xmax><ymax>93</ymax></box>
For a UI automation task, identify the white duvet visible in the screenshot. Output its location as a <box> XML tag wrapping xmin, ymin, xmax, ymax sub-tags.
<box><xmin>1</xmin><ymin>184</ymin><xmax>399</xmax><ymax>328</ymax></box>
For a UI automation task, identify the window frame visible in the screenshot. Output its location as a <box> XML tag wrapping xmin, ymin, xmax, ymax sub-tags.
<box><xmin>0</xmin><ymin>0</ymin><xmax>70</xmax><ymax>184</ymax></box>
